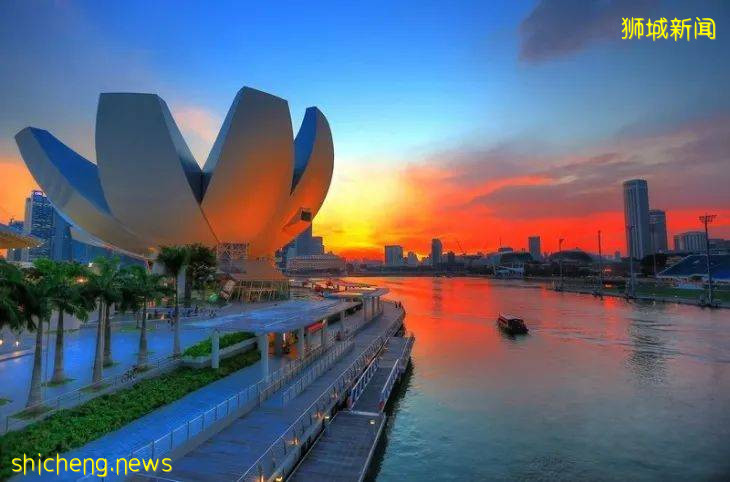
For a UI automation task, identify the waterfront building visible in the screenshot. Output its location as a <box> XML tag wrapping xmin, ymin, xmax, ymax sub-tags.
<box><xmin>528</xmin><ymin>236</ymin><xmax>541</xmax><ymax>261</ymax></box>
<box><xmin>623</xmin><ymin>179</ymin><xmax>651</xmax><ymax>259</ymax></box>
<box><xmin>286</xmin><ymin>253</ymin><xmax>345</xmax><ymax>274</ymax></box>
<box><xmin>16</xmin><ymin>86</ymin><xmax>334</xmax><ymax>285</ymax></box>
<box><xmin>21</xmin><ymin>190</ymin><xmax>54</xmax><ymax>261</ymax></box>
<box><xmin>649</xmin><ymin>209</ymin><xmax>668</xmax><ymax>253</ymax></box>
<box><xmin>673</xmin><ymin>231</ymin><xmax>707</xmax><ymax>253</ymax></box>
<box><xmin>384</xmin><ymin>245</ymin><xmax>404</xmax><ymax>267</ymax></box>
<box><xmin>431</xmin><ymin>238</ymin><xmax>442</xmax><ymax>267</ymax></box>
<box><xmin>406</xmin><ymin>251</ymin><xmax>419</xmax><ymax>267</ymax></box>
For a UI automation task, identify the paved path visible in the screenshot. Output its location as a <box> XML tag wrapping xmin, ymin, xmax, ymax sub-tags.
<box><xmin>163</xmin><ymin>303</ymin><xmax>402</xmax><ymax>482</ymax></box>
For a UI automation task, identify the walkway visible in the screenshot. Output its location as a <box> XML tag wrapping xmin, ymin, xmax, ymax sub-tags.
<box><xmin>161</xmin><ymin>303</ymin><xmax>403</xmax><ymax>481</ymax></box>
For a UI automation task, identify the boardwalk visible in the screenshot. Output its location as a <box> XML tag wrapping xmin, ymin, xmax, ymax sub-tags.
<box><xmin>158</xmin><ymin>302</ymin><xmax>404</xmax><ymax>482</ymax></box>
<box><xmin>289</xmin><ymin>335</ymin><xmax>412</xmax><ymax>482</ymax></box>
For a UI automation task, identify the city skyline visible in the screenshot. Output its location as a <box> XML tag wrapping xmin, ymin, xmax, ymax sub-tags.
<box><xmin>1</xmin><ymin>1</ymin><xmax>729</xmax><ymax>260</ymax></box>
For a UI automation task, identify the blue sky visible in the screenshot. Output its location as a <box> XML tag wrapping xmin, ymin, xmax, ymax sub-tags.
<box><xmin>1</xmin><ymin>0</ymin><xmax>729</xmax><ymax>256</ymax></box>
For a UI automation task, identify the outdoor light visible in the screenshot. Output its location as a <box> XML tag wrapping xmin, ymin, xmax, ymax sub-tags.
<box><xmin>369</xmin><ymin>419</ymin><xmax>376</xmax><ymax>425</ymax></box>
<box><xmin>275</xmin><ymin>476</ymin><xmax>284</xmax><ymax>482</ymax></box>
<box><xmin>15</xmin><ymin>340</ymin><xmax>20</xmax><ymax>347</ymax></box>
<box><xmin>0</xmin><ymin>339</ymin><xmax>3</xmax><ymax>346</ymax></box>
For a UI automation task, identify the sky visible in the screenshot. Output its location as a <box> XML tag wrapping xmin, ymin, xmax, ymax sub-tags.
<box><xmin>1</xmin><ymin>0</ymin><xmax>729</xmax><ymax>260</ymax></box>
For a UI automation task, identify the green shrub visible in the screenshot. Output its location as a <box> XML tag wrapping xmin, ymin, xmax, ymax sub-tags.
<box><xmin>0</xmin><ymin>349</ymin><xmax>260</xmax><ymax>480</ymax></box>
<box><xmin>182</xmin><ymin>331</ymin><xmax>255</xmax><ymax>358</ymax></box>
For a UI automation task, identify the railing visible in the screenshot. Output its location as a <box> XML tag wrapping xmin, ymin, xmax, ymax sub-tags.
<box><xmin>117</xmin><ymin>336</ymin><xmax>356</xmax><ymax>482</ymax></box>
<box><xmin>379</xmin><ymin>333</ymin><xmax>415</xmax><ymax>410</ymax></box>
<box><xmin>3</xmin><ymin>353</ymin><xmax>179</xmax><ymax>435</ymax></box>
<box><xmin>238</xmin><ymin>320</ymin><xmax>399</xmax><ymax>482</ymax></box>
<box><xmin>348</xmin><ymin>353</ymin><xmax>380</xmax><ymax>409</ymax></box>
<box><xmin>281</xmin><ymin>339</ymin><xmax>354</xmax><ymax>406</ymax></box>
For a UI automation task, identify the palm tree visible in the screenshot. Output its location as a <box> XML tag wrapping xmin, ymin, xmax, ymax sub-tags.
<box><xmin>33</xmin><ymin>259</ymin><xmax>91</xmax><ymax>384</ymax></box>
<box><xmin>156</xmin><ymin>246</ymin><xmax>189</xmax><ymax>357</ymax></box>
<box><xmin>85</xmin><ymin>256</ymin><xmax>122</xmax><ymax>384</ymax></box>
<box><xmin>120</xmin><ymin>265</ymin><xmax>169</xmax><ymax>368</ymax></box>
<box><xmin>2</xmin><ymin>261</ymin><xmax>52</xmax><ymax>408</ymax></box>
<box><xmin>184</xmin><ymin>243</ymin><xmax>217</xmax><ymax>306</ymax></box>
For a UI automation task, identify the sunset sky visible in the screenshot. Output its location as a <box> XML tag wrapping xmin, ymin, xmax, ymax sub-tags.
<box><xmin>1</xmin><ymin>0</ymin><xmax>729</xmax><ymax>260</ymax></box>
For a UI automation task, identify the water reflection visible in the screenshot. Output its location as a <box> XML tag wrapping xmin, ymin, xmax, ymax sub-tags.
<box><xmin>354</xmin><ymin>277</ymin><xmax>730</xmax><ymax>481</ymax></box>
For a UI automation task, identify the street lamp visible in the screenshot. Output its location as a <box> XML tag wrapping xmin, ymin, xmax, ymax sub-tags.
<box><xmin>699</xmin><ymin>214</ymin><xmax>717</xmax><ymax>306</ymax></box>
<box><xmin>626</xmin><ymin>225</ymin><xmax>636</xmax><ymax>298</ymax></box>
<box><xmin>558</xmin><ymin>238</ymin><xmax>564</xmax><ymax>290</ymax></box>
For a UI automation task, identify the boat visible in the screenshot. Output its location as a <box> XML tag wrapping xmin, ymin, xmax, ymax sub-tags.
<box><xmin>497</xmin><ymin>314</ymin><xmax>528</xmax><ymax>335</ymax></box>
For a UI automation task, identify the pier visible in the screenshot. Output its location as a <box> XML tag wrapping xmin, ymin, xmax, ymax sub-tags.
<box><xmin>132</xmin><ymin>298</ymin><xmax>411</xmax><ymax>482</ymax></box>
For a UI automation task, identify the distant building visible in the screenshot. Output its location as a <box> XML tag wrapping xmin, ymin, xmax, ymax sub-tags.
<box><xmin>406</xmin><ymin>251</ymin><xmax>419</xmax><ymax>267</ymax></box>
<box><xmin>614</xmin><ymin>250</ymin><xmax>621</xmax><ymax>261</ymax></box>
<box><xmin>287</xmin><ymin>253</ymin><xmax>345</xmax><ymax>274</ymax></box>
<box><xmin>22</xmin><ymin>190</ymin><xmax>55</xmax><ymax>261</ymax></box>
<box><xmin>528</xmin><ymin>236</ymin><xmax>541</xmax><ymax>261</ymax></box>
<box><xmin>623</xmin><ymin>179</ymin><xmax>651</xmax><ymax>260</ymax></box>
<box><xmin>709</xmin><ymin>238</ymin><xmax>730</xmax><ymax>253</ymax></box>
<box><xmin>649</xmin><ymin>209</ymin><xmax>668</xmax><ymax>254</ymax></box>
<box><xmin>431</xmin><ymin>238</ymin><xmax>442</xmax><ymax>267</ymax></box>
<box><xmin>673</xmin><ymin>231</ymin><xmax>707</xmax><ymax>253</ymax></box>
<box><xmin>446</xmin><ymin>251</ymin><xmax>456</xmax><ymax>265</ymax></box>
<box><xmin>384</xmin><ymin>245</ymin><xmax>404</xmax><ymax>267</ymax></box>
<box><xmin>497</xmin><ymin>246</ymin><xmax>513</xmax><ymax>253</ymax></box>
<box><xmin>6</xmin><ymin>220</ymin><xmax>24</xmax><ymax>261</ymax></box>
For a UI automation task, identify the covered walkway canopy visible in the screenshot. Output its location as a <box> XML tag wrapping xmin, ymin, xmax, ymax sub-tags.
<box><xmin>0</xmin><ymin>223</ymin><xmax>41</xmax><ymax>250</ymax></box>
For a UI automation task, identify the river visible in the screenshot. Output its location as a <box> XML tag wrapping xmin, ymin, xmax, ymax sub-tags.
<box><xmin>361</xmin><ymin>277</ymin><xmax>730</xmax><ymax>481</ymax></box>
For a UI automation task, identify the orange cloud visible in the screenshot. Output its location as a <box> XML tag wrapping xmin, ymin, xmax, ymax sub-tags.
<box><xmin>0</xmin><ymin>158</ymin><xmax>37</xmax><ymax>224</ymax></box>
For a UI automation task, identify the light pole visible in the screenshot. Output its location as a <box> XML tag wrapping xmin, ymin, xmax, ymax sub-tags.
<box><xmin>699</xmin><ymin>214</ymin><xmax>716</xmax><ymax>306</ymax></box>
<box><xmin>627</xmin><ymin>225</ymin><xmax>636</xmax><ymax>298</ymax></box>
<box><xmin>597</xmin><ymin>230</ymin><xmax>603</xmax><ymax>297</ymax></box>
<box><xmin>558</xmin><ymin>238</ymin><xmax>564</xmax><ymax>290</ymax></box>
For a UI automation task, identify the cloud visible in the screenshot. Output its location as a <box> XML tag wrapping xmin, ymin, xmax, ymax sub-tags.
<box><xmin>519</xmin><ymin>0</ymin><xmax>658</xmax><ymax>63</ymax></box>
<box><xmin>173</xmin><ymin>106</ymin><xmax>222</xmax><ymax>164</ymax></box>
<box><xmin>0</xmin><ymin>159</ymin><xmax>37</xmax><ymax>223</ymax></box>
<box><xmin>318</xmin><ymin>112</ymin><xmax>730</xmax><ymax>259</ymax></box>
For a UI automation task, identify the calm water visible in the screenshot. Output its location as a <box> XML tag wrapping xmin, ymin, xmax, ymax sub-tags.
<box><xmin>363</xmin><ymin>277</ymin><xmax>730</xmax><ymax>481</ymax></box>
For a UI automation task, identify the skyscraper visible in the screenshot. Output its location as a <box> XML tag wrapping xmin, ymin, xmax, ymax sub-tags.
<box><xmin>649</xmin><ymin>209</ymin><xmax>668</xmax><ymax>254</ymax></box>
<box><xmin>22</xmin><ymin>190</ymin><xmax>54</xmax><ymax>261</ymax></box>
<box><xmin>431</xmin><ymin>238</ymin><xmax>442</xmax><ymax>267</ymax></box>
<box><xmin>528</xmin><ymin>236</ymin><xmax>541</xmax><ymax>260</ymax></box>
<box><xmin>623</xmin><ymin>179</ymin><xmax>651</xmax><ymax>260</ymax></box>
<box><xmin>384</xmin><ymin>245</ymin><xmax>404</xmax><ymax>266</ymax></box>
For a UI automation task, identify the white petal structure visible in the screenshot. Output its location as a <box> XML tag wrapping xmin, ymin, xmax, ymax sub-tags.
<box><xmin>15</xmin><ymin>86</ymin><xmax>334</xmax><ymax>261</ymax></box>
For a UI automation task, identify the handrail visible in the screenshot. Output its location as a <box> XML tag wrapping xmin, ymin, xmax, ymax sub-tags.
<box><xmin>238</xmin><ymin>315</ymin><xmax>401</xmax><ymax>482</ymax></box>
<box><xmin>4</xmin><ymin>352</ymin><xmax>179</xmax><ymax>434</ymax></box>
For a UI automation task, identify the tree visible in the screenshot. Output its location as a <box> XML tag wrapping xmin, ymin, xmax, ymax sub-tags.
<box><xmin>2</xmin><ymin>261</ymin><xmax>52</xmax><ymax>408</ymax></box>
<box><xmin>156</xmin><ymin>246</ymin><xmax>190</xmax><ymax>357</ymax></box>
<box><xmin>33</xmin><ymin>259</ymin><xmax>91</xmax><ymax>384</ymax></box>
<box><xmin>184</xmin><ymin>243</ymin><xmax>217</xmax><ymax>305</ymax></box>
<box><xmin>120</xmin><ymin>265</ymin><xmax>169</xmax><ymax>368</ymax></box>
<box><xmin>85</xmin><ymin>256</ymin><xmax>123</xmax><ymax>384</ymax></box>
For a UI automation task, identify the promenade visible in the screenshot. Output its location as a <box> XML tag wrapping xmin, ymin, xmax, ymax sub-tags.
<box><xmin>159</xmin><ymin>302</ymin><xmax>404</xmax><ymax>481</ymax></box>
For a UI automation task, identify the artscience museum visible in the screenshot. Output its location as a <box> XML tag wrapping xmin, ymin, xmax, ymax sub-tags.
<box><xmin>15</xmin><ymin>86</ymin><xmax>334</xmax><ymax>292</ymax></box>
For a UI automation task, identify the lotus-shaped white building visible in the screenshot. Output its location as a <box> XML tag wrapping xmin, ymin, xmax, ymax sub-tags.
<box><xmin>15</xmin><ymin>87</ymin><xmax>334</xmax><ymax>268</ymax></box>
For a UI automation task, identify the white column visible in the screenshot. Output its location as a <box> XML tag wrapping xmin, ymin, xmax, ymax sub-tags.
<box><xmin>258</xmin><ymin>333</ymin><xmax>269</xmax><ymax>381</ymax></box>
<box><xmin>211</xmin><ymin>329</ymin><xmax>220</xmax><ymax>369</ymax></box>
<box><xmin>274</xmin><ymin>332</ymin><xmax>284</xmax><ymax>356</ymax></box>
<box><xmin>320</xmin><ymin>320</ymin><xmax>328</xmax><ymax>349</ymax></box>
<box><xmin>362</xmin><ymin>298</ymin><xmax>368</xmax><ymax>322</ymax></box>
<box><xmin>297</xmin><ymin>327</ymin><xmax>305</xmax><ymax>359</ymax></box>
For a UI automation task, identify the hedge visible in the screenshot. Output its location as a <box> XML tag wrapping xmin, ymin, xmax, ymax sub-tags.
<box><xmin>0</xmin><ymin>349</ymin><xmax>260</xmax><ymax>480</ymax></box>
<box><xmin>182</xmin><ymin>331</ymin><xmax>255</xmax><ymax>358</ymax></box>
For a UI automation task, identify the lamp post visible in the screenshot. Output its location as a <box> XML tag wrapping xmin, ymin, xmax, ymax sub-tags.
<box><xmin>597</xmin><ymin>230</ymin><xmax>603</xmax><ymax>297</ymax></box>
<box><xmin>699</xmin><ymin>214</ymin><xmax>716</xmax><ymax>306</ymax></box>
<box><xmin>627</xmin><ymin>225</ymin><xmax>636</xmax><ymax>298</ymax></box>
<box><xmin>558</xmin><ymin>238</ymin><xmax>564</xmax><ymax>291</ymax></box>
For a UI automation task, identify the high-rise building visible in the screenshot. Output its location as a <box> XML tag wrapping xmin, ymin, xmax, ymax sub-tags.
<box><xmin>623</xmin><ymin>179</ymin><xmax>651</xmax><ymax>260</ymax></box>
<box><xmin>22</xmin><ymin>190</ymin><xmax>55</xmax><ymax>261</ymax></box>
<box><xmin>431</xmin><ymin>238</ymin><xmax>443</xmax><ymax>267</ymax></box>
<box><xmin>528</xmin><ymin>236</ymin><xmax>541</xmax><ymax>261</ymax></box>
<box><xmin>673</xmin><ymin>231</ymin><xmax>707</xmax><ymax>253</ymax></box>
<box><xmin>384</xmin><ymin>245</ymin><xmax>404</xmax><ymax>267</ymax></box>
<box><xmin>406</xmin><ymin>251</ymin><xmax>419</xmax><ymax>267</ymax></box>
<box><xmin>648</xmin><ymin>209</ymin><xmax>668</xmax><ymax>254</ymax></box>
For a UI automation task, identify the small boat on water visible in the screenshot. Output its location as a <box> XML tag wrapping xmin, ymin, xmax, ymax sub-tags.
<box><xmin>497</xmin><ymin>314</ymin><xmax>528</xmax><ymax>335</ymax></box>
